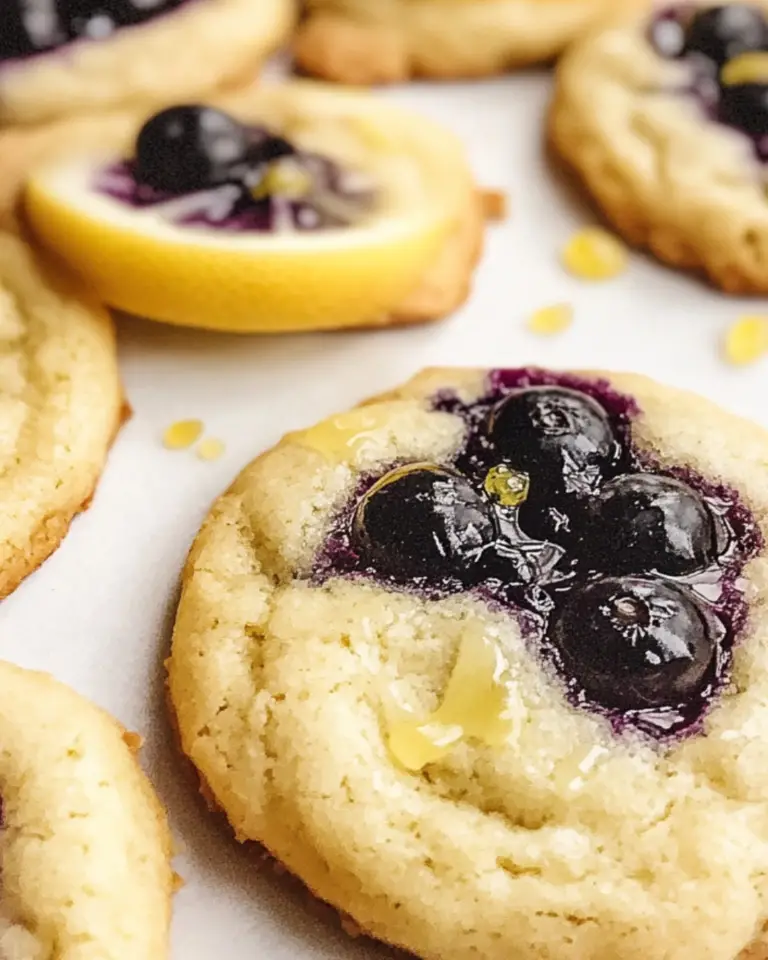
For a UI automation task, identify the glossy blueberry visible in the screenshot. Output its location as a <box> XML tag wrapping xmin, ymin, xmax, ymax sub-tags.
<box><xmin>488</xmin><ymin>387</ymin><xmax>620</xmax><ymax>499</ymax></box>
<box><xmin>134</xmin><ymin>105</ymin><xmax>248</xmax><ymax>194</ymax></box>
<box><xmin>247</xmin><ymin>134</ymin><xmax>296</xmax><ymax>166</ymax></box>
<box><xmin>684</xmin><ymin>4</ymin><xmax>768</xmax><ymax>65</ymax></box>
<box><xmin>1</xmin><ymin>1</ymin><xmax>65</xmax><ymax>59</ymax></box>
<box><xmin>351</xmin><ymin>464</ymin><xmax>497</xmax><ymax>583</ymax></box>
<box><xmin>719</xmin><ymin>81</ymin><xmax>768</xmax><ymax>135</ymax></box>
<box><xmin>550</xmin><ymin>576</ymin><xmax>718</xmax><ymax>709</ymax></box>
<box><xmin>586</xmin><ymin>473</ymin><xmax>718</xmax><ymax>577</ymax></box>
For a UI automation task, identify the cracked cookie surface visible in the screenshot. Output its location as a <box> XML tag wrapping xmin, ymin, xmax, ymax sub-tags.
<box><xmin>293</xmin><ymin>0</ymin><xmax>649</xmax><ymax>83</ymax></box>
<box><xmin>0</xmin><ymin>233</ymin><xmax>121</xmax><ymax>599</ymax></box>
<box><xmin>549</xmin><ymin>1</ymin><xmax>768</xmax><ymax>293</ymax></box>
<box><xmin>0</xmin><ymin>660</ymin><xmax>174</xmax><ymax>960</ymax></box>
<box><xmin>0</xmin><ymin>0</ymin><xmax>295</xmax><ymax>126</ymax></box>
<box><xmin>168</xmin><ymin>365</ymin><xmax>768</xmax><ymax>960</ymax></box>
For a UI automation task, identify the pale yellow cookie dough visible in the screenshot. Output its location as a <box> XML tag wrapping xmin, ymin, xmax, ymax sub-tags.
<box><xmin>549</xmin><ymin>1</ymin><xmax>768</xmax><ymax>293</ymax></box>
<box><xmin>293</xmin><ymin>0</ymin><xmax>650</xmax><ymax>83</ymax></box>
<box><xmin>0</xmin><ymin>660</ymin><xmax>174</xmax><ymax>960</ymax></box>
<box><xmin>0</xmin><ymin>232</ymin><xmax>121</xmax><ymax>599</ymax></box>
<box><xmin>0</xmin><ymin>0</ymin><xmax>296</xmax><ymax>126</ymax></box>
<box><xmin>168</xmin><ymin>365</ymin><xmax>768</xmax><ymax>960</ymax></box>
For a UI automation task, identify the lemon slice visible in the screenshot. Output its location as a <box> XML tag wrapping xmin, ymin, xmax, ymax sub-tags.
<box><xmin>24</xmin><ymin>83</ymin><xmax>472</xmax><ymax>333</ymax></box>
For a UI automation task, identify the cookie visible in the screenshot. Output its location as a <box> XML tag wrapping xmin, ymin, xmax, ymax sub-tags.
<box><xmin>0</xmin><ymin>0</ymin><xmax>295</xmax><ymax>126</ymax></box>
<box><xmin>17</xmin><ymin>82</ymin><xmax>483</xmax><ymax>332</ymax></box>
<box><xmin>549</xmin><ymin>1</ymin><xmax>768</xmax><ymax>294</ymax></box>
<box><xmin>293</xmin><ymin>0</ymin><xmax>647</xmax><ymax>84</ymax></box>
<box><xmin>0</xmin><ymin>233</ymin><xmax>121</xmax><ymax>599</ymax></box>
<box><xmin>168</xmin><ymin>364</ymin><xmax>768</xmax><ymax>960</ymax></box>
<box><xmin>0</xmin><ymin>659</ymin><xmax>174</xmax><ymax>958</ymax></box>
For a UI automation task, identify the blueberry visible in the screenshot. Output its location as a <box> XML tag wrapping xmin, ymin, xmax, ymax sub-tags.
<box><xmin>247</xmin><ymin>134</ymin><xmax>296</xmax><ymax>166</ymax></box>
<box><xmin>586</xmin><ymin>474</ymin><xmax>718</xmax><ymax>577</ymax></box>
<box><xmin>488</xmin><ymin>387</ymin><xmax>621</xmax><ymax>500</ymax></box>
<box><xmin>685</xmin><ymin>4</ymin><xmax>768</xmax><ymax>65</ymax></box>
<box><xmin>549</xmin><ymin>576</ymin><xmax>718</xmax><ymax>710</ymax></box>
<box><xmin>719</xmin><ymin>81</ymin><xmax>768</xmax><ymax>135</ymax></box>
<box><xmin>1</xmin><ymin>1</ymin><xmax>65</xmax><ymax>59</ymax></box>
<box><xmin>134</xmin><ymin>106</ymin><xmax>248</xmax><ymax>194</ymax></box>
<box><xmin>351</xmin><ymin>464</ymin><xmax>497</xmax><ymax>583</ymax></box>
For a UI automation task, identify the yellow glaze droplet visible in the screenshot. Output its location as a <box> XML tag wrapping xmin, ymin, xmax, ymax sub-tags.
<box><xmin>484</xmin><ymin>464</ymin><xmax>530</xmax><ymax>507</ymax></box>
<box><xmin>163</xmin><ymin>419</ymin><xmax>203</xmax><ymax>450</ymax></box>
<box><xmin>527</xmin><ymin>302</ymin><xmax>574</xmax><ymax>336</ymax></box>
<box><xmin>388</xmin><ymin>633</ymin><xmax>513</xmax><ymax>772</ymax></box>
<box><xmin>290</xmin><ymin>408</ymin><xmax>393</xmax><ymax>463</ymax></box>
<box><xmin>723</xmin><ymin>315</ymin><xmax>768</xmax><ymax>365</ymax></box>
<box><xmin>721</xmin><ymin>51</ymin><xmax>768</xmax><ymax>86</ymax></box>
<box><xmin>562</xmin><ymin>227</ymin><xmax>628</xmax><ymax>281</ymax></box>
<box><xmin>251</xmin><ymin>160</ymin><xmax>313</xmax><ymax>201</ymax></box>
<box><xmin>197</xmin><ymin>438</ymin><xmax>226</xmax><ymax>461</ymax></box>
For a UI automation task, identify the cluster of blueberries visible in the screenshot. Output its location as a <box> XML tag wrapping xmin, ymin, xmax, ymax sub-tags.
<box><xmin>2</xmin><ymin>0</ymin><xmax>186</xmax><ymax>59</ymax></box>
<box><xmin>653</xmin><ymin>4</ymin><xmax>768</xmax><ymax>145</ymax></box>
<box><xmin>339</xmin><ymin>382</ymin><xmax>756</xmax><ymax>736</ymax></box>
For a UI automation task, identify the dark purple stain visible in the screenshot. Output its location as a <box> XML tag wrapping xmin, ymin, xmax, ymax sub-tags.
<box><xmin>94</xmin><ymin>148</ymin><xmax>374</xmax><ymax>233</ymax></box>
<box><xmin>312</xmin><ymin>367</ymin><xmax>762</xmax><ymax>743</ymax></box>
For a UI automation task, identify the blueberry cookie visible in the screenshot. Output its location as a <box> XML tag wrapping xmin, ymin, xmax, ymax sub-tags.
<box><xmin>0</xmin><ymin>660</ymin><xmax>174</xmax><ymax>958</ymax></box>
<box><xmin>549</xmin><ymin>1</ymin><xmax>768</xmax><ymax>293</ymax></box>
<box><xmin>18</xmin><ymin>82</ymin><xmax>482</xmax><ymax>332</ymax></box>
<box><xmin>0</xmin><ymin>0</ymin><xmax>295</xmax><ymax>127</ymax></box>
<box><xmin>168</xmin><ymin>365</ymin><xmax>768</xmax><ymax>960</ymax></box>
<box><xmin>293</xmin><ymin>0</ymin><xmax>648</xmax><ymax>84</ymax></box>
<box><xmin>0</xmin><ymin>233</ymin><xmax>121</xmax><ymax>599</ymax></box>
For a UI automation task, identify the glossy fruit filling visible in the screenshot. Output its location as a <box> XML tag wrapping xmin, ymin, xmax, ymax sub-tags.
<box><xmin>649</xmin><ymin>4</ymin><xmax>768</xmax><ymax>160</ymax></box>
<box><xmin>0</xmin><ymin>0</ymin><xmax>191</xmax><ymax>63</ymax></box>
<box><xmin>95</xmin><ymin>105</ymin><xmax>376</xmax><ymax>232</ymax></box>
<box><xmin>314</xmin><ymin>369</ymin><xmax>762</xmax><ymax>740</ymax></box>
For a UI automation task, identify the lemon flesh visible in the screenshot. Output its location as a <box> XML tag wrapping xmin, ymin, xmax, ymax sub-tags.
<box><xmin>24</xmin><ymin>85</ymin><xmax>468</xmax><ymax>333</ymax></box>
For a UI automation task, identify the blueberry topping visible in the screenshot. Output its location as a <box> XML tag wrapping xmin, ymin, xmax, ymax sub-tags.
<box><xmin>488</xmin><ymin>386</ymin><xmax>620</xmax><ymax>499</ymax></box>
<box><xmin>134</xmin><ymin>106</ymin><xmax>248</xmax><ymax>194</ymax></box>
<box><xmin>719</xmin><ymin>81</ymin><xmax>768</xmax><ymax>135</ymax></box>
<box><xmin>550</xmin><ymin>577</ymin><xmax>718</xmax><ymax>710</ymax></box>
<box><xmin>247</xmin><ymin>134</ymin><xmax>297</xmax><ymax>166</ymax></box>
<box><xmin>586</xmin><ymin>473</ymin><xmax>718</xmax><ymax>577</ymax></box>
<box><xmin>684</xmin><ymin>4</ymin><xmax>768</xmax><ymax>65</ymax></box>
<box><xmin>351</xmin><ymin>464</ymin><xmax>497</xmax><ymax>583</ymax></box>
<box><xmin>1</xmin><ymin>0</ymin><xmax>183</xmax><ymax>61</ymax></box>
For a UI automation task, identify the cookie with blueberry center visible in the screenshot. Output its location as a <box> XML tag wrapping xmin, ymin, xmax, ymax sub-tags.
<box><xmin>0</xmin><ymin>0</ymin><xmax>294</xmax><ymax>126</ymax></box>
<box><xmin>0</xmin><ymin>233</ymin><xmax>121</xmax><ymax>600</ymax></box>
<box><xmin>293</xmin><ymin>0</ymin><xmax>650</xmax><ymax>84</ymax></box>
<box><xmin>550</xmin><ymin>1</ymin><xmax>768</xmax><ymax>293</ymax></box>
<box><xmin>13</xmin><ymin>82</ymin><xmax>482</xmax><ymax>332</ymax></box>
<box><xmin>0</xmin><ymin>660</ymin><xmax>174</xmax><ymax>959</ymax></box>
<box><xmin>168</xmin><ymin>365</ymin><xmax>768</xmax><ymax>960</ymax></box>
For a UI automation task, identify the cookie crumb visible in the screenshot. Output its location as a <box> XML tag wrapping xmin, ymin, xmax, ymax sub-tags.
<box><xmin>723</xmin><ymin>315</ymin><xmax>768</xmax><ymax>365</ymax></box>
<box><xmin>197</xmin><ymin>438</ymin><xmax>226</xmax><ymax>461</ymax></box>
<box><xmin>527</xmin><ymin>302</ymin><xmax>573</xmax><ymax>336</ymax></box>
<box><xmin>122</xmin><ymin>731</ymin><xmax>143</xmax><ymax>752</ymax></box>
<box><xmin>562</xmin><ymin>227</ymin><xmax>628</xmax><ymax>281</ymax></box>
<box><xmin>163</xmin><ymin>419</ymin><xmax>203</xmax><ymax>450</ymax></box>
<box><xmin>482</xmin><ymin>189</ymin><xmax>509</xmax><ymax>221</ymax></box>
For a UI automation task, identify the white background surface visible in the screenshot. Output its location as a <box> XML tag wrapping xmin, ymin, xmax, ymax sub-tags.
<box><xmin>5</xmin><ymin>69</ymin><xmax>768</xmax><ymax>958</ymax></box>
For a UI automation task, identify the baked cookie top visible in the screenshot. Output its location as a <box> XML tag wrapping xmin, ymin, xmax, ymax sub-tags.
<box><xmin>0</xmin><ymin>233</ymin><xmax>121</xmax><ymax>599</ymax></box>
<box><xmin>18</xmin><ymin>82</ymin><xmax>482</xmax><ymax>331</ymax></box>
<box><xmin>0</xmin><ymin>660</ymin><xmax>173</xmax><ymax>959</ymax></box>
<box><xmin>169</xmin><ymin>366</ymin><xmax>768</xmax><ymax>960</ymax></box>
<box><xmin>549</xmin><ymin>1</ymin><xmax>768</xmax><ymax>293</ymax></box>
<box><xmin>293</xmin><ymin>0</ymin><xmax>650</xmax><ymax>83</ymax></box>
<box><xmin>0</xmin><ymin>0</ymin><xmax>295</xmax><ymax>126</ymax></box>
